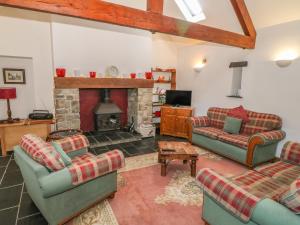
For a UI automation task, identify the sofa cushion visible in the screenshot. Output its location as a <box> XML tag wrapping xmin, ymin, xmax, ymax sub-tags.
<box><xmin>218</xmin><ymin>134</ymin><xmax>249</xmax><ymax>149</ymax></box>
<box><xmin>233</xmin><ymin>170</ymin><xmax>289</xmax><ymax>201</ymax></box>
<box><xmin>68</xmin><ymin>150</ymin><xmax>125</xmax><ymax>185</ymax></box>
<box><xmin>207</xmin><ymin>107</ymin><xmax>230</xmax><ymax>129</ymax></box>
<box><xmin>20</xmin><ymin>134</ymin><xmax>65</xmax><ymax>172</ymax></box>
<box><xmin>228</xmin><ymin>105</ymin><xmax>250</xmax><ymax>123</ymax></box>
<box><xmin>51</xmin><ymin>142</ymin><xmax>72</xmax><ymax>166</ymax></box>
<box><xmin>280</xmin><ymin>179</ymin><xmax>300</xmax><ymax>214</ymax></box>
<box><xmin>193</xmin><ymin>127</ymin><xmax>227</xmax><ymax>139</ymax></box>
<box><xmin>241</xmin><ymin>111</ymin><xmax>282</xmax><ymax>135</ymax></box>
<box><xmin>281</xmin><ymin>141</ymin><xmax>300</xmax><ymax>165</ymax></box>
<box><xmin>255</xmin><ymin>161</ymin><xmax>300</xmax><ymax>186</ymax></box>
<box><xmin>223</xmin><ymin>116</ymin><xmax>243</xmax><ymax>134</ymax></box>
<box><xmin>54</xmin><ymin>134</ymin><xmax>89</xmax><ymax>153</ymax></box>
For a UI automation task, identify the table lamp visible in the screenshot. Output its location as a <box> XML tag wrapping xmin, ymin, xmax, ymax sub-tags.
<box><xmin>0</xmin><ymin>87</ymin><xmax>16</xmax><ymax>122</ymax></box>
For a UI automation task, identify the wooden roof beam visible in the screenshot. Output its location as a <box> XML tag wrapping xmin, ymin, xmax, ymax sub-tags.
<box><xmin>147</xmin><ymin>0</ymin><xmax>164</xmax><ymax>14</ymax></box>
<box><xmin>230</xmin><ymin>0</ymin><xmax>256</xmax><ymax>38</ymax></box>
<box><xmin>0</xmin><ymin>0</ymin><xmax>255</xmax><ymax>49</ymax></box>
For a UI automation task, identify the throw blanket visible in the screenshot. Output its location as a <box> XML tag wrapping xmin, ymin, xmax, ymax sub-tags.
<box><xmin>68</xmin><ymin>150</ymin><xmax>125</xmax><ymax>185</ymax></box>
<box><xmin>197</xmin><ymin>168</ymin><xmax>260</xmax><ymax>222</ymax></box>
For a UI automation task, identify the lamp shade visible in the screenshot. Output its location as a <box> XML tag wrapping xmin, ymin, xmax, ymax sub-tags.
<box><xmin>0</xmin><ymin>87</ymin><xmax>17</xmax><ymax>99</ymax></box>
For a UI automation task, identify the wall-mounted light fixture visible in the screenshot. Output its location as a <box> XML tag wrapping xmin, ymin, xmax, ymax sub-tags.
<box><xmin>194</xmin><ymin>58</ymin><xmax>207</xmax><ymax>73</ymax></box>
<box><xmin>275</xmin><ymin>50</ymin><xmax>298</xmax><ymax>68</ymax></box>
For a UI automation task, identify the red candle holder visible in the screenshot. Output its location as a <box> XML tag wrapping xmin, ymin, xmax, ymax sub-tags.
<box><xmin>56</xmin><ymin>68</ymin><xmax>66</xmax><ymax>77</ymax></box>
<box><xmin>130</xmin><ymin>73</ymin><xmax>136</xmax><ymax>79</ymax></box>
<box><xmin>145</xmin><ymin>72</ymin><xmax>153</xmax><ymax>80</ymax></box>
<box><xmin>89</xmin><ymin>71</ymin><xmax>96</xmax><ymax>78</ymax></box>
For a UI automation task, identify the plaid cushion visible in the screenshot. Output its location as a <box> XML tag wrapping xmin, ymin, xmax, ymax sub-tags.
<box><xmin>193</xmin><ymin>127</ymin><xmax>227</xmax><ymax>139</ymax></box>
<box><xmin>255</xmin><ymin>161</ymin><xmax>300</xmax><ymax>186</ymax></box>
<box><xmin>55</xmin><ymin>135</ymin><xmax>89</xmax><ymax>153</ymax></box>
<box><xmin>241</xmin><ymin>111</ymin><xmax>282</xmax><ymax>135</ymax></box>
<box><xmin>218</xmin><ymin>134</ymin><xmax>249</xmax><ymax>149</ymax></box>
<box><xmin>281</xmin><ymin>141</ymin><xmax>300</xmax><ymax>165</ymax></box>
<box><xmin>233</xmin><ymin>170</ymin><xmax>289</xmax><ymax>201</ymax></box>
<box><xmin>280</xmin><ymin>179</ymin><xmax>300</xmax><ymax>213</ymax></box>
<box><xmin>20</xmin><ymin>134</ymin><xmax>65</xmax><ymax>172</ymax></box>
<box><xmin>197</xmin><ymin>168</ymin><xmax>260</xmax><ymax>222</ymax></box>
<box><xmin>190</xmin><ymin>116</ymin><xmax>210</xmax><ymax>127</ymax></box>
<box><xmin>68</xmin><ymin>150</ymin><xmax>125</xmax><ymax>185</ymax></box>
<box><xmin>207</xmin><ymin>107</ymin><xmax>230</xmax><ymax>129</ymax></box>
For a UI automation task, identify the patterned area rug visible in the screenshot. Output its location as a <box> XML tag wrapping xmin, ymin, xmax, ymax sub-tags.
<box><xmin>69</xmin><ymin>146</ymin><xmax>247</xmax><ymax>225</ymax></box>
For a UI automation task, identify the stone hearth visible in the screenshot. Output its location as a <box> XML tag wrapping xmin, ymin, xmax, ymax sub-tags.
<box><xmin>54</xmin><ymin>88</ymin><xmax>153</xmax><ymax>133</ymax></box>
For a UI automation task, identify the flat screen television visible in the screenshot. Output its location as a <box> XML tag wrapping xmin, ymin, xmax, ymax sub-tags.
<box><xmin>165</xmin><ymin>90</ymin><xmax>192</xmax><ymax>106</ymax></box>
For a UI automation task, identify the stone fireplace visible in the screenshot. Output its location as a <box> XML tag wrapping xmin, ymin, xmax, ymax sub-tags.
<box><xmin>54</xmin><ymin>87</ymin><xmax>153</xmax><ymax>133</ymax></box>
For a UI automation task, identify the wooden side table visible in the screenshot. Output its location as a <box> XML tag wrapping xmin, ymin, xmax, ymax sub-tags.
<box><xmin>0</xmin><ymin>119</ymin><xmax>54</xmax><ymax>156</ymax></box>
<box><xmin>158</xmin><ymin>141</ymin><xmax>199</xmax><ymax>177</ymax></box>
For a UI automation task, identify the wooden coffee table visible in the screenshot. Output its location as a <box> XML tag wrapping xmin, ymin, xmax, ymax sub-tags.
<box><xmin>158</xmin><ymin>141</ymin><xmax>199</xmax><ymax>177</ymax></box>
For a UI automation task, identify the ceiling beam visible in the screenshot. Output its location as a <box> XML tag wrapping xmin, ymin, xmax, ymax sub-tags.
<box><xmin>0</xmin><ymin>0</ymin><xmax>255</xmax><ymax>49</ymax></box>
<box><xmin>147</xmin><ymin>0</ymin><xmax>164</xmax><ymax>14</ymax></box>
<box><xmin>230</xmin><ymin>0</ymin><xmax>256</xmax><ymax>38</ymax></box>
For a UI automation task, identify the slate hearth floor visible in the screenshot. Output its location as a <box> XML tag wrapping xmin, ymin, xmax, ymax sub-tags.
<box><xmin>0</xmin><ymin>135</ymin><xmax>184</xmax><ymax>225</ymax></box>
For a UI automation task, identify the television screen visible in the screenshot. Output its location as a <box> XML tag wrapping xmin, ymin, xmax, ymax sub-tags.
<box><xmin>165</xmin><ymin>90</ymin><xmax>192</xmax><ymax>106</ymax></box>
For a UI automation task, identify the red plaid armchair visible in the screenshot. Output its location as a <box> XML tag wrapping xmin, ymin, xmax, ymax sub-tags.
<box><xmin>189</xmin><ymin>107</ymin><xmax>285</xmax><ymax>168</ymax></box>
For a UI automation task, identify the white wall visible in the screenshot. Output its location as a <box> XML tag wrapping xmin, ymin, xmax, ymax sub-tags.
<box><xmin>51</xmin><ymin>16</ymin><xmax>154</xmax><ymax>76</ymax></box>
<box><xmin>0</xmin><ymin>7</ymin><xmax>54</xmax><ymax>120</ymax></box>
<box><xmin>0</xmin><ymin>56</ymin><xmax>35</xmax><ymax>119</ymax></box>
<box><xmin>177</xmin><ymin>20</ymin><xmax>300</xmax><ymax>154</ymax></box>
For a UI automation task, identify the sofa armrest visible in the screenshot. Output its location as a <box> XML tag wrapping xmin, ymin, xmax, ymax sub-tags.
<box><xmin>252</xmin><ymin>199</ymin><xmax>300</xmax><ymax>225</ymax></box>
<box><xmin>280</xmin><ymin>141</ymin><xmax>300</xmax><ymax>165</ymax></box>
<box><xmin>249</xmin><ymin>130</ymin><xmax>286</xmax><ymax>146</ymax></box>
<box><xmin>38</xmin><ymin>168</ymin><xmax>73</xmax><ymax>198</ymax></box>
<box><xmin>197</xmin><ymin>168</ymin><xmax>260</xmax><ymax>222</ymax></box>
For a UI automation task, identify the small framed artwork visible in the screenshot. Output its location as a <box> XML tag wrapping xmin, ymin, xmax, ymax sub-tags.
<box><xmin>3</xmin><ymin>68</ymin><xmax>26</xmax><ymax>84</ymax></box>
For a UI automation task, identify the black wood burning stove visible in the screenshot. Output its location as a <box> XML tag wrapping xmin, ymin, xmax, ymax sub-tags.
<box><xmin>94</xmin><ymin>89</ymin><xmax>122</xmax><ymax>131</ymax></box>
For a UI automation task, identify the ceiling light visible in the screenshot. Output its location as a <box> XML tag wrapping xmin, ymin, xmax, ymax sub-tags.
<box><xmin>175</xmin><ymin>0</ymin><xmax>206</xmax><ymax>23</ymax></box>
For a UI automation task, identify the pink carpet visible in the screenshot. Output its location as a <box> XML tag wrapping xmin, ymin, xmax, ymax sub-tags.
<box><xmin>110</xmin><ymin>153</ymin><xmax>248</xmax><ymax>225</ymax></box>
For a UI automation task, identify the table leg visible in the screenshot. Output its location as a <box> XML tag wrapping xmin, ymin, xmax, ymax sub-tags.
<box><xmin>161</xmin><ymin>159</ymin><xmax>167</xmax><ymax>176</ymax></box>
<box><xmin>191</xmin><ymin>159</ymin><xmax>196</xmax><ymax>177</ymax></box>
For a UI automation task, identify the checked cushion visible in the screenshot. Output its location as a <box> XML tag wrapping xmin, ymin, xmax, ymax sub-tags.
<box><xmin>190</xmin><ymin>116</ymin><xmax>210</xmax><ymax>127</ymax></box>
<box><xmin>255</xmin><ymin>161</ymin><xmax>300</xmax><ymax>186</ymax></box>
<box><xmin>218</xmin><ymin>134</ymin><xmax>249</xmax><ymax>149</ymax></box>
<box><xmin>20</xmin><ymin>134</ymin><xmax>65</xmax><ymax>172</ymax></box>
<box><xmin>281</xmin><ymin>141</ymin><xmax>300</xmax><ymax>165</ymax></box>
<box><xmin>193</xmin><ymin>127</ymin><xmax>227</xmax><ymax>139</ymax></box>
<box><xmin>207</xmin><ymin>107</ymin><xmax>229</xmax><ymax>129</ymax></box>
<box><xmin>233</xmin><ymin>170</ymin><xmax>289</xmax><ymax>201</ymax></box>
<box><xmin>55</xmin><ymin>134</ymin><xmax>89</xmax><ymax>153</ymax></box>
<box><xmin>197</xmin><ymin>168</ymin><xmax>260</xmax><ymax>222</ymax></box>
<box><xmin>240</xmin><ymin>111</ymin><xmax>282</xmax><ymax>136</ymax></box>
<box><xmin>68</xmin><ymin>150</ymin><xmax>125</xmax><ymax>185</ymax></box>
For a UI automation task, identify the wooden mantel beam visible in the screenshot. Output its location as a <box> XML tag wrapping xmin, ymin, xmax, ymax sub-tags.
<box><xmin>0</xmin><ymin>0</ymin><xmax>255</xmax><ymax>49</ymax></box>
<box><xmin>147</xmin><ymin>0</ymin><xmax>164</xmax><ymax>14</ymax></box>
<box><xmin>230</xmin><ymin>0</ymin><xmax>256</xmax><ymax>38</ymax></box>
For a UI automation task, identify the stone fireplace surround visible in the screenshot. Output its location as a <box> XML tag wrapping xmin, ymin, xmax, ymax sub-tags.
<box><xmin>54</xmin><ymin>88</ymin><xmax>153</xmax><ymax>133</ymax></box>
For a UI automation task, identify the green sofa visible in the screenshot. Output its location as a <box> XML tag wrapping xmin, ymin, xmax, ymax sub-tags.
<box><xmin>198</xmin><ymin>141</ymin><xmax>300</xmax><ymax>225</ymax></box>
<box><xmin>14</xmin><ymin>144</ymin><xmax>118</xmax><ymax>225</ymax></box>
<box><xmin>190</xmin><ymin>107</ymin><xmax>286</xmax><ymax>168</ymax></box>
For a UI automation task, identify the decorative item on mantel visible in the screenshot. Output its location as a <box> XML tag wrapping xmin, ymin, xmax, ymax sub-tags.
<box><xmin>105</xmin><ymin>65</ymin><xmax>119</xmax><ymax>78</ymax></box>
<box><xmin>56</xmin><ymin>68</ymin><xmax>66</xmax><ymax>77</ymax></box>
<box><xmin>0</xmin><ymin>87</ymin><xmax>20</xmax><ymax>124</ymax></box>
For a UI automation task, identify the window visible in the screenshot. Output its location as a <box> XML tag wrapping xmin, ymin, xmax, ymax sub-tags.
<box><xmin>175</xmin><ymin>0</ymin><xmax>206</xmax><ymax>23</ymax></box>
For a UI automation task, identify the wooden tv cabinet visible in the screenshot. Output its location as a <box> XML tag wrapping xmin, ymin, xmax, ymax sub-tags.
<box><xmin>160</xmin><ymin>106</ymin><xmax>194</xmax><ymax>139</ymax></box>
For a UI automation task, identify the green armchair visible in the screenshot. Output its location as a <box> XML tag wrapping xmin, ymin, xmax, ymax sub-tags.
<box><xmin>14</xmin><ymin>136</ymin><xmax>124</xmax><ymax>225</ymax></box>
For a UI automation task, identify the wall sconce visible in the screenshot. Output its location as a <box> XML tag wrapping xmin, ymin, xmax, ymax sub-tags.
<box><xmin>194</xmin><ymin>58</ymin><xmax>207</xmax><ymax>72</ymax></box>
<box><xmin>275</xmin><ymin>51</ymin><xmax>298</xmax><ymax>68</ymax></box>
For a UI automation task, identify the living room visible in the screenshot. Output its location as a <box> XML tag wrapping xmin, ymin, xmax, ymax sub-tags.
<box><xmin>0</xmin><ymin>1</ymin><xmax>300</xmax><ymax>225</ymax></box>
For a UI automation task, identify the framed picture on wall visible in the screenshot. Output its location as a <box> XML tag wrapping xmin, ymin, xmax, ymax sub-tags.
<box><xmin>3</xmin><ymin>68</ymin><xmax>26</xmax><ymax>84</ymax></box>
